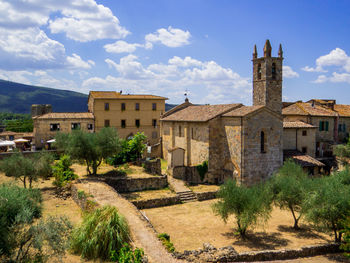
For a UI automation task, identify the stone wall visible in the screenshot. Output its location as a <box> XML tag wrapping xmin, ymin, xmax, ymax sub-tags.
<box><xmin>173</xmin><ymin>242</ymin><xmax>340</xmax><ymax>262</ymax></box>
<box><xmin>131</xmin><ymin>196</ymin><xmax>181</xmax><ymax>209</ymax></box>
<box><xmin>283</xmin><ymin>128</ymin><xmax>316</xmax><ymax>157</ymax></box>
<box><xmin>142</xmin><ymin>158</ymin><xmax>162</xmax><ymax>175</ymax></box>
<box><xmin>310</xmin><ymin>116</ymin><xmax>335</xmax><ymax>143</ymax></box>
<box><xmin>195</xmin><ymin>191</ymin><xmax>217</xmax><ymax>201</ymax></box>
<box><xmin>105</xmin><ymin>175</ymin><xmax>168</xmax><ymax>193</ymax></box>
<box><xmin>172</xmin><ymin>166</ymin><xmax>204</xmax><ymax>184</ymax></box>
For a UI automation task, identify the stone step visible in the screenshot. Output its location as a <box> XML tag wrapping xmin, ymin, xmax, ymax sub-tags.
<box><xmin>177</xmin><ymin>191</ymin><xmax>197</xmax><ymax>203</ymax></box>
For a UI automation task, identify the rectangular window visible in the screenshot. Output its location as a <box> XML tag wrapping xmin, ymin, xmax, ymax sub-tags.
<box><xmin>152</xmin><ymin>119</ymin><xmax>157</xmax><ymax>128</ymax></box>
<box><xmin>50</xmin><ymin>123</ymin><xmax>60</xmax><ymax>131</ymax></box>
<box><xmin>87</xmin><ymin>124</ymin><xmax>93</xmax><ymax>130</ymax></box>
<box><xmin>104</xmin><ymin>120</ymin><xmax>110</xmax><ymax>127</ymax></box>
<box><xmin>191</xmin><ymin>128</ymin><xmax>194</xmax><ymax>139</ymax></box>
<box><xmin>152</xmin><ymin>103</ymin><xmax>157</xmax><ymax>111</ymax></box>
<box><xmin>319</xmin><ymin>121</ymin><xmax>324</xmax><ymax>131</ymax></box>
<box><xmin>302</xmin><ymin>130</ymin><xmax>307</xmax><ymax>136</ymax></box>
<box><xmin>152</xmin><ymin>131</ymin><xmax>157</xmax><ymax>139</ymax></box>
<box><xmin>135</xmin><ymin>103</ymin><xmax>140</xmax><ymax>111</ymax></box>
<box><xmin>71</xmin><ymin>123</ymin><xmax>80</xmax><ymax>130</ymax></box>
<box><xmin>179</xmin><ymin>126</ymin><xmax>182</xmax><ymax>137</ymax></box>
<box><xmin>121</xmin><ymin>120</ymin><xmax>126</xmax><ymax>128</ymax></box>
<box><xmin>302</xmin><ymin>147</ymin><xmax>307</xmax><ymax>154</ymax></box>
<box><xmin>105</xmin><ymin>103</ymin><xmax>109</xmax><ymax>111</ymax></box>
<box><xmin>325</xmin><ymin>121</ymin><xmax>329</xmax><ymax>131</ymax></box>
<box><xmin>339</xmin><ymin>124</ymin><xmax>342</xmax><ymax>132</ymax></box>
<box><xmin>9</xmin><ymin>135</ymin><xmax>14</xmax><ymax>141</ymax></box>
<box><xmin>121</xmin><ymin>103</ymin><xmax>126</xmax><ymax>111</ymax></box>
<box><xmin>135</xmin><ymin>119</ymin><xmax>140</xmax><ymax>128</ymax></box>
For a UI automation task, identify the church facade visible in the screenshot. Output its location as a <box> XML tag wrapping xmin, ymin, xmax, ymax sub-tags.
<box><xmin>160</xmin><ymin>40</ymin><xmax>284</xmax><ymax>185</ymax></box>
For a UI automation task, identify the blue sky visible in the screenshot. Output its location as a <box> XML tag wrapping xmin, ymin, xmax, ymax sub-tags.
<box><xmin>1</xmin><ymin>0</ymin><xmax>350</xmax><ymax>105</ymax></box>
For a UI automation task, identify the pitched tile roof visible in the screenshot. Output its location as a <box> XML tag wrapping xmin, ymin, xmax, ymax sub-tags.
<box><xmin>282</xmin><ymin>102</ymin><xmax>337</xmax><ymax>117</ymax></box>
<box><xmin>34</xmin><ymin>112</ymin><xmax>94</xmax><ymax>120</ymax></box>
<box><xmin>283</xmin><ymin>121</ymin><xmax>316</xmax><ymax>128</ymax></box>
<box><xmin>334</xmin><ymin>104</ymin><xmax>350</xmax><ymax>117</ymax></box>
<box><xmin>161</xmin><ymin>104</ymin><xmax>242</xmax><ymax>122</ymax></box>
<box><xmin>283</xmin><ymin>150</ymin><xmax>325</xmax><ymax>167</ymax></box>
<box><xmin>0</xmin><ymin>131</ymin><xmax>33</xmax><ymax>137</ymax></box>
<box><xmin>89</xmin><ymin>91</ymin><xmax>167</xmax><ymax>100</ymax></box>
<box><xmin>222</xmin><ymin>105</ymin><xmax>264</xmax><ymax>117</ymax></box>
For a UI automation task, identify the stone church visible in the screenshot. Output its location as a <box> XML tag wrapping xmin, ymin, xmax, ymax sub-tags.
<box><xmin>160</xmin><ymin>40</ymin><xmax>284</xmax><ymax>185</ymax></box>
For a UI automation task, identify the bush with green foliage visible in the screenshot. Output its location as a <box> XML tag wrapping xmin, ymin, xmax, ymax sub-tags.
<box><xmin>70</xmin><ymin>205</ymin><xmax>130</xmax><ymax>260</ymax></box>
<box><xmin>52</xmin><ymin>155</ymin><xmax>77</xmax><ymax>187</ymax></box>
<box><xmin>334</xmin><ymin>137</ymin><xmax>350</xmax><ymax>160</ymax></box>
<box><xmin>157</xmin><ymin>233</ymin><xmax>175</xmax><ymax>252</ymax></box>
<box><xmin>196</xmin><ymin>160</ymin><xmax>208</xmax><ymax>181</ymax></box>
<box><xmin>0</xmin><ymin>113</ymin><xmax>33</xmax><ymax>132</ymax></box>
<box><xmin>341</xmin><ymin>217</ymin><xmax>350</xmax><ymax>258</ymax></box>
<box><xmin>0</xmin><ymin>184</ymin><xmax>72</xmax><ymax>262</ymax></box>
<box><xmin>107</xmin><ymin>132</ymin><xmax>147</xmax><ymax>165</ymax></box>
<box><xmin>269</xmin><ymin>159</ymin><xmax>310</xmax><ymax>229</ymax></box>
<box><xmin>0</xmin><ymin>152</ymin><xmax>53</xmax><ymax>188</ymax></box>
<box><xmin>110</xmin><ymin>243</ymin><xmax>144</xmax><ymax>263</ymax></box>
<box><xmin>55</xmin><ymin>127</ymin><xmax>120</xmax><ymax>176</ymax></box>
<box><xmin>303</xmin><ymin>171</ymin><xmax>350</xmax><ymax>242</ymax></box>
<box><xmin>213</xmin><ymin>179</ymin><xmax>272</xmax><ymax>237</ymax></box>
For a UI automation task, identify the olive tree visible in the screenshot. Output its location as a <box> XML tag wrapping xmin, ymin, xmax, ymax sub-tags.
<box><xmin>303</xmin><ymin>172</ymin><xmax>350</xmax><ymax>243</ymax></box>
<box><xmin>55</xmin><ymin>127</ymin><xmax>120</xmax><ymax>176</ymax></box>
<box><xmin>269</xmin><ymin>159</ymin><xmax>309</xmax><ymax>229</ymax></box>
<box><xmin>212</xmin><ymin>179</ymin><xmax>272</xmax><ymax>238</ymax></box>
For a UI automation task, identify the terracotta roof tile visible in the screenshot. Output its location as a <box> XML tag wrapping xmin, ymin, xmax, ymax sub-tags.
<box><xmin>284</xmin><ymin>150</ymin><xmax>325</xmax><ymax>167</ymax></box>
<box><xmin>282</xmin><ymin>102</ymin><xmax>337</xmax><ymax>117</ymax></box>
<box><xmin>89</xmin><ymin>91</ymin><xmax>167</xmax><ymax>100</ymax></box>
<box><xmin>283</xmin><ymin>121</ymin><xmax>316</xmax><ymax>128</ymax></box>
<box><xmin>0</xmin><ymin>131</ymin><xmax>33</xmax><ymax>137</ymax></box>
<box><xmin>334</xmin><ymin>104</ymin><xmax>350</xmax><ymax>117</ymax></box>
<box><xmin>34</xmin><ymin>112</ymin><xmax>94</xmax><ymax>120</ymax></box>
<box><xmin>161</xmin><ymin>104</ymin><xmax>242</xmax><ymax>122</ymax></box>
<box><xmin>222</xmin><ymin>105</ymin><xmax>264</xmax><ymax>117</ymax></box>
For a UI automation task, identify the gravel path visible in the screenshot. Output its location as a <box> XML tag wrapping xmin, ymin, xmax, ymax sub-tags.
<box><xmin>76</xmin><ymin>181</ymin><xmax>186</xmax><ymax>263</ymax></box>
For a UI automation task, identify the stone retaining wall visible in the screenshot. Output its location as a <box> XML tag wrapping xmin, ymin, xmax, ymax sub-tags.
<box><xmin>132</xmin><ymin>196</ymin><xmax>181</xmax><ymax>209</ymax></box>
<box><xmin>105</xmin><ymin>175</ymin><xmax>168</xmax><ymax>193</ymax></box>
<box><xmin>173</xmin><ymin>242</ymin><xmax>340</xmax><ymax>262</ymax></box>
<box><xmin>143</xmin><ymin>159</ymin><xmax>162</xmax><ymax>175</ymax></box>
<box><xmin>71</xmin><ymin>184</ymin><xmax>98</xmax><ymax>211</ymax></box>
<box><xmin>172</xmin><ymin>166</ymin><xmax>203</xmax><ymax>184</ymax></box>
<box><xmin>195</xmin><ymin>191</ymin><xmax>218</xmax><ymax>201</ymax></box>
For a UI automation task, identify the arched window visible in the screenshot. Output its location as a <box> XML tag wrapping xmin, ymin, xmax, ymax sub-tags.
<box><xmin>272</xmin><ymin>63</ymin><xmax>276</xmax><ymax>80</ymax></box>
<box><xmin>257</xmin><ymin>64</ymin><xmax>262</xmax><ymax>80</ymax></box>
<box><xmin>260</xmin><ymin>131</ymin><xmax>265</xmax><ymax>153</ymax></box>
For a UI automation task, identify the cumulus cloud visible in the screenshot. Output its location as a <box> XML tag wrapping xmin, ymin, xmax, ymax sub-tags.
<box><xmin>104</xmin><ymin>40</ymin><xmax>143</xmax><ymax>53</ymax></box>
<box><xmin>66</xmin><ymin>54</ymin><xmax>94</xmax><ymax>69</ymax></box>
<box><xmin>145</xmin><ymin>26</ymin><xmax>191</xmax><ymax>48</ymax></box>
<box><xmin>302</xmin><ymin>48</ymin><xmax>350</xmax><ymax>73</ymax></box>
<box><xmin>314</xmin><ymin>72</ymin><xmax>350</xmax><ymax>84</ymax></box>
<box><xmin>283</xmin><ymin>66</ymin><xmax>299</xmax><ymax>78</ymax></box>
<box><xmin>84</xmin><ymin>55</ymin><xmax>251</xmax><ymax>104</ymax></box>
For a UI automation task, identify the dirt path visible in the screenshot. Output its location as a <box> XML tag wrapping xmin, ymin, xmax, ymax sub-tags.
<box><xmin>76</xmin><ymin>181</ymin><xmax>186</xmax><ymax>263</ymax></box>
<box><xmin>168</xmin><ymin>175</ymin><xmax>192</xmax><ymax>193</ymax></box>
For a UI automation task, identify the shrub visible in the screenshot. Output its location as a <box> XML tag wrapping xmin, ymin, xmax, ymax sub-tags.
<box><xmin>70</xmin><ymin>205</ymin><xmax>130</xmax><ymax>260</ymax></box>
<box><xmin>52</xmin><ymin>155</ymin><xmax>77</xmax><ymax>187</ymax></box>
<box><xmin>110</xmin><ymin>243</ymin><xmax>144</xmax><ymax>263</ymax></box>
<box><xmin>213</xmin><ymin>179</ymin><xmax>272</xmax><ymax>237</ymax></box>
<box><xmin>157</xmin><ymin>233</ymin><xmax>175</xmax><ymax>252</ymax></box>
<box><xmin>196</xmin><ymin>160</ymin><xmax>208</xmax><ymax>181</ymax></box>
<box><xmin>341</xmin><ymin>217</ymin><xmax>350</xmax><ymax>258</ymax></box>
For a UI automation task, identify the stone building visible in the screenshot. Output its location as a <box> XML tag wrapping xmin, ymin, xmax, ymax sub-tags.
<box><xmin>87</xmin><ymin>91</ymin><xmax>167</xmax><ymax>145</ymax></box>
<box><xmin>33</xmin><ymin>112</ymin><xmax>94</xmax><ymax>148</ymax></box>
<box><xmin>161</xmin><ymin>40</ymin><xmax>285</xmax><ymax>185</ymax></box>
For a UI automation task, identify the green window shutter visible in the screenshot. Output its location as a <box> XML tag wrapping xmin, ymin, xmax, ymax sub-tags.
<box><xmin>325</xmin><ymin>121</ymin><xmax>329</xmax><ymax>131</ymax></box>
<box><xmin>319</xmin><ymin>121</ymin><xmax>322</xmax><ymax>131</ymax></box>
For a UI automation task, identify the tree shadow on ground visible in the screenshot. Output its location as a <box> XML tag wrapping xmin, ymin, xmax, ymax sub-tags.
<box><xmin>223</xmin><ymin>231</ymin><xmax>289</xmax><ymax>250</ymax></box>
<box><xmin>324</xmin><ymin>253</ymin><xmax>349</xmax><ymax>262</ymax></box>
<box><xmin>277</xmin><ymin>224</ymin><xmax>329</xmax><ymax>241</ymax></box>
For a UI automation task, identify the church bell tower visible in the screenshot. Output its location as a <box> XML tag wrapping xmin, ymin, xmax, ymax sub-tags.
<box><xmin>252</xmin><ymin>40</ymin><xmax>283</xmax><ymax>114</ymax></box>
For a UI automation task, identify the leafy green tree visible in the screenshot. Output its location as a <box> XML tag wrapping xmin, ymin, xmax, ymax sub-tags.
<box><xmin>269</xmin><ymin>160</ymin><xmax>309</xmax><ymax>229</ymax></box>
<box><xmin>127</xmin><ymin>132</ymin><xmax>147</xmax><ymax>161</ymax></box>
<box><xmin>4</xmin><ymin>119</ymin><xmax>33</xmax><ymax>132</ymax></box>
<box><xmin>340</xmin><ymin>217</ymin><xmax>350</xmax><ymax>258</ymax></box>
<box><xmin>55</xmin><ymin>127</ymin><xmax>120</xmax><ymax>176</ymax></box>
<box><xmin>70</xmin><ymin>205</ymin><xmax>130</xmax><ymax>260</ymax></box>
<box><xmin>212</xmin><ymin>179</ymin><xmax>272</xmax><ymax>237</ymax></box>
<box><xmin>52</xmin><ymin>154</ymin><xmax>77</xmax><ymax>187</ymax></box>
<box><xmin>334</xmin><ymin>137</ymin><xmax>350</xmax><ymax>166</ymax></box>
<box><xmin>303</xmin><ymin>173</ymin><xmax>350</xmax><ymax>242</ymax></box>
<box><xmin>0</xmin><ymin>152</ymin><xmax>53</xmax><ymax>188</ymax></box>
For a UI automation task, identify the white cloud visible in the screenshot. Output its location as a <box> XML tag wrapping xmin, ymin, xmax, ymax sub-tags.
<box><xmin>302</xmin><ymin>48</ymin><xmax>350</xmax><ymax>73</ymax></box>
<box><xmin>84</xmin><ymin>55</ymin><xmax>251</xmax><ymax>104</ymax></box>
<box><xmin>104</xmin><ymin>40</ymin><xmax>143</xmax><ymax>53</ymax></box>
<box><xmin>283</xmin><ymin>66</ymin><xmax>299</xmax><ymax>78</ymax></box>
<box><xmin>312</xmin><ymin>75</ymin><xmax>328</xmax><ymax>83</ymax></box>
<box><xmin>66</xmin><ymin>54</ymin><xmax>94</xmax><ymax>69</ymax></box>
<box><xmin>145</xmin><ymin>26</ymin><xmax>191</xmax><ymax>48</ymax></box>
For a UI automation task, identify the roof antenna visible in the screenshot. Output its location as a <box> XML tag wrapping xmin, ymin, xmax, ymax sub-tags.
<box><xmin>184</xmin><ymin>88</ymin><xmax>189</xmax><ymax>102</ymax></box>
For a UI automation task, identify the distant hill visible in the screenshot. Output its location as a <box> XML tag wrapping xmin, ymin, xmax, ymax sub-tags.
<box><xmin>0</xmin><ymin>79</ymin><xmax>177</xmax><ymax>114</ymax></box>
<box><xmin>0</xmin><ymin>79</ymin><xmax>88</xmax><ymax>114</ymax></box>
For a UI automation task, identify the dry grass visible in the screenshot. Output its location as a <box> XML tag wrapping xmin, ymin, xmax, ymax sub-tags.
<box><xmin>143</xmin><ymin>199</ymin><xmax>333</xmax><ymax>253</ymax></box>
<box><xmin>189</xmin><ymin>184</ymin><xmax>220</xmax><ymax>193</ymax></box>
<box><xmin>122</xmin><ymin>188</ymin><xmax>176</xmax><ymax>201</ymax></box>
